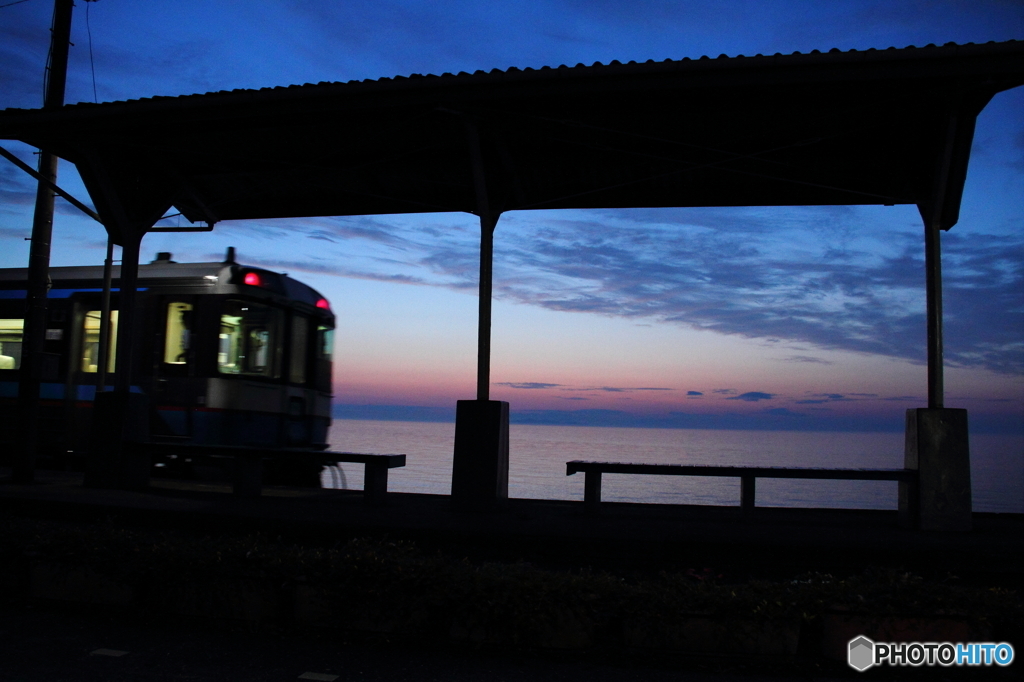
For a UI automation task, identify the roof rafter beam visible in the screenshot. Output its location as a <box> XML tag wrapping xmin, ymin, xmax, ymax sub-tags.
<box><xmin>0</xmin><ymin>144</ymin><xmax>102</xmax><ymax>223</ymax></box>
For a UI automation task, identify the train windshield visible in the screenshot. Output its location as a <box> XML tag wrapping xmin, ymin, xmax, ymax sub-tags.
<box><xmin>0</xmin><ymin>318</ymin><xmax>23</xmax><ymax>370</ymax></box>
<box><xmin>218</xmin><ymin>299</ymin><xmax>283</xmax><ymax>378</ymax></box>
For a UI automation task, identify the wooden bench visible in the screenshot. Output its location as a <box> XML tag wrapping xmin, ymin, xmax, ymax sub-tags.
<box><xmin>566</xmin><ymin>460</ymin><xmax>917</xmax><ymax>515</ymax></box>
<box><xmin>132</xmin><ymin>442</ymin><xmax>405</xmax><ymax>503</ymax></box>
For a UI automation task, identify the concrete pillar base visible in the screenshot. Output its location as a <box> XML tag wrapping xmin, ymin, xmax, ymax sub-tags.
<box><xmin>451</xmin><ymin>400</ymin><xmax>509</xmax><ymax>511</ymax></box>
<box><xmin>901</xmin><ymin>408</ymin><xmax>972</xmax><ymax>531</ymax></box>
<box><xmin>84</xmin><ymin>391</ymin><xmax>151</xmax><ymax>490</ymax></box>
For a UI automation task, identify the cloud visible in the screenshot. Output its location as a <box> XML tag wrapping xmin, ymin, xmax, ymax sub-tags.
<box><xmin>727</xmin><ymin>392</ymin><xmax>775</xmax><ymax>402</ymax></box>
<box><xmin>561</xmin><ymin>385</ymin><xmax>674</xmax><ymax>393</ymax></box>
<box><xmin>783</xmin><ymin>355</ymin><xmax>834</xmax><ymax>364</ymax></box>
<box><xmin>795</xmin><ymin>393</ymin><xmax>852</xmax><ymax>404</ymax></box>
<box><xmin>612</xmin><ymin>386</ymin><xmax>672</xmax><ymax>391</ymax></box>
<box><xmin>592</xmin><ymin>386</ymin><xmax>672</xmax><ymax>392</ymax></box>
<box><xmin>496</xmin><ymin>382</ymin><xmax>562</xmax><ymax>389</ymax></box>
<box><xmin>483</xmin><ymin>209</ymin><xmax>1023</xmax><ymax>376</ymax></box>
<box><xmin>687</xmin><ymin>390</ymin><xmax>703</xmax><ymax>396</ymax></box>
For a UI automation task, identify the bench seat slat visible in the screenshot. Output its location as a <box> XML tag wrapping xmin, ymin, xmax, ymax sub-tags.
<box><xmin>568</xmin><ymin>460</ymin><xmax>919</xmax><ymax>521</ymax></box>
<box><xmin>139</xmin><ymin>442</ymin><xmax>405</xmax><ymax>468</ymax></box>
<box><xmin>566</xmin><ymin>460</ymin><xmax>915</xmax><ymax>481</ymax></box>
<box><xmin>131</xmin><ymin>442</ymin><xmax>405</xmax><ymax>502</ymax></box>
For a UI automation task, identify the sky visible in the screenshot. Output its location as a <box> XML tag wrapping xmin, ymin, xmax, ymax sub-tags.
<box><xmin>1</xmin><ymin>0</ymin><xmax>1022</xmax><ymax>433</ymax></box>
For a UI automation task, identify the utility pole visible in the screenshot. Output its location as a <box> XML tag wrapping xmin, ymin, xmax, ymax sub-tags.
<box><xmin>13</xmin><ymin>0</ymin><xmax>75</xmax><ymax>483</ymax></box>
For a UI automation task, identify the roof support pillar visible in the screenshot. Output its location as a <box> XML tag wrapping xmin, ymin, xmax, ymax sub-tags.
<box><xmin>95</xmin><ymin>236</ymin><xmax>115</xmax><ymax>391</ymax></box>
<box><xmin>923</xmin><ymin>219</ymin><xmax>943</xmax><ymax>409</ymax></box>
<box><xmin>461</xmin><ymin>115</ymin><xmax>503</xmax><ymax>400</ymax></box>
<box><xmin>11</xmin><ymin>0</ymin><xmax>74</xmax><ymax>484</ymax></box>
<box><xmin>84</xmin><ymin>224</ymin><xmax>151</xmax><ymax>491</ymax></box>
<box><xmin>916</xmin><ymin>105</ymin><xmax>979</xmax><ymax>408</ymax></box>
<box><xmin>476</xmin><ymin>211</ymin><xmax>499</xmax><ymax>401</ymax></box>
<box><xmin>903</xmin><ymin>106</ymin><xmax>979</xmax><ymax>531</ymax></box>
<box><xmin>451</xmin><ymin>114</ymin><xmax>508</xmax><ymax>510</ymax></box>
<box><xmin>74</xmin><ymin>147</ymin><xmax>156</xmax><ymax>490</ymax></box>
<box><xmin>112</xmin><ymin>229</ymin><xmax>141</xmax><ymax>397</ymax></box>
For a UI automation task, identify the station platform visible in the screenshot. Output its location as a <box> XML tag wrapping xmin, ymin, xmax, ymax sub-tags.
<box><xmin>2</xmin><ymin>468</ymin><xmax>1020</xmax><ymax>579</ymax></box>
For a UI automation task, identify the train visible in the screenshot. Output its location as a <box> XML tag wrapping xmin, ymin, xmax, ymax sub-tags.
<box><xmin>0</xmin><ymin>249</ymin><xmax>335</xmax><ymax>472</ymax></box>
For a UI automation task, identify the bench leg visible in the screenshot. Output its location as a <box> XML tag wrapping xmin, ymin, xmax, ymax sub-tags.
<box><xmin>741</xmin><ymin>475</ymin><xmax>755</xmax><ymax>514</ymax></box>
<box><xmin>233</xmin><ymin>457</ymin><xmax>263</xmax><ymax>498</ymax></box>
<box><xmin>363</xmin><ymin>463</ymin><xmax>389</xmax><ymax>504</ymax></box>
<box><xmin>584</xmin><ymin>471</ymin><xmax>602</xmax><ymax>512</ymax></box>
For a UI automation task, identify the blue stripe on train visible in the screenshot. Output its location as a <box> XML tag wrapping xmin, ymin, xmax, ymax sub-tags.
<box><xmin>0</xmin><ymin>287</ymin><xmax>149</xmax><ymax>299</ymax></box>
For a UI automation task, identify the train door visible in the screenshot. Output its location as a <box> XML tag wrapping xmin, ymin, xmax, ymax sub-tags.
<box><xmin>78</xmin><ymin>303</ymin><xmax>118</xmax><ymax>379</ymax></box>
<box><xmin>212</xmin><ymin>298</ymin><xmax>286</xmax><ymax>445</ymax></box>
<box><xmin>285</xmin><ymin>312</ymin><xmax>311</xmax><ymax>445</ymax></box>
<box><xmin>0</xmin><ymin>305</ymin><xmax>24</xmax><ymax>454</ymax></box>
<box><xmin>153</xmin><ymin>297</ymin><xmax>198</xmax><ymax>438</ymax></box>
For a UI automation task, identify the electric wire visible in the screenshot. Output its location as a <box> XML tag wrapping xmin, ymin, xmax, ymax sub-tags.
<box><xmin>86</xmin><ymin>0</ymin><xmax>98</xmax><ymax>103</ymax></box>
<box><xmin>42</xmin><ymin>0</ymin><xmax>55</xmax><ymax>107</ymax></box>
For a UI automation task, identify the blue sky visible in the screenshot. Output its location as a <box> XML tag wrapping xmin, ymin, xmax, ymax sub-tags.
<box><xmin>1</xmin><ymin>0</ymin><xmax>1022</xmax><ymax>432</ymax></box>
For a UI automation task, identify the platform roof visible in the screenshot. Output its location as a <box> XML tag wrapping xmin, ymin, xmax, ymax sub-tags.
<box><xmin>1</xmin><ymin>40</ymin><xmax>1023</xmax><ymax>242</ymax></box>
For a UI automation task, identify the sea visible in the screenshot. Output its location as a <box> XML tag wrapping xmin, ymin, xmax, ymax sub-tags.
<box><xmin>324</xmin><ymin>420</ymin><xmax>1024</xmax><ymax>513</ymax></box>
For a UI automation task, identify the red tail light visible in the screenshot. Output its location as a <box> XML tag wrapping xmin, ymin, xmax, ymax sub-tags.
<box><xmin>243</xmin><ymin>272</ymin><xmax>261</xmax><ymax>286</ymax></box>
<box><xmin>316</xmin><ymin>298</ymin><xmax>330</xmax><ymax>310</ymax></box>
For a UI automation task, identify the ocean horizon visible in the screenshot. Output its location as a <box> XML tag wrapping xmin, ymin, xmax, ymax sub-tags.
<box><xmin>331</xmin><ymin>404</ymin><xmax>1024</xmax><ymax>435</ymax></box>
<box><xmin>325</xmin><ymin>418</ymin><xmax>1024</xmax><ymax>514</ymax></box>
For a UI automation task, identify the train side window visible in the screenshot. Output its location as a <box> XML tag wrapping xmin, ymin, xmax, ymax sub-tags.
<box><xmin>317</xmin><ymin>325</ymin><xmax>334</xmax><ymax>362</ymax></box>
<box><xmin>289</xmin><ymin>314</ymin><xmax>308</xmax><ymax>385</ymax></box>
<box><xmin>163</xmin><ymin>302</ymin><xmax>193</xmax><ymax>365</ymax></box>
<box><xmin>218</xmin><ymin>300</ymin><xmax>283</xmax><ymax>378</ymax></box>
<box><xmin>81</xmin><ymin>310</ymin><xmax>118</xmax><ymax>373</ymax></box>
<box><xmin>0</xmin><ymin>318</ymin><xmax>24</xmax><ymax>370</ymax></box>
<box><xmin>314</xmin><ymin>323</ymin><xmax>334</xmax><ymax>391</ymax></box>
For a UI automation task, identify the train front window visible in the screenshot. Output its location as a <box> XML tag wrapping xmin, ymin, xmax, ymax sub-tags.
<box><xmin>163</xmin><ymin>302</ymin><xmax>193</xmax><ymax>365</ymax></box>
<box><xmin>81</xmin><ymin>310</ymin><xmax>118</xmax><ymax>373</ymax></box>
<box><xmin>218</xmin><ymin>300</ymin><xmax>283</xmax><ymax>378</ymax></box>
<box><xmin>0</xmin><ymin>318</ymin><xmax>23</xmax><ymax>370</ymax></box>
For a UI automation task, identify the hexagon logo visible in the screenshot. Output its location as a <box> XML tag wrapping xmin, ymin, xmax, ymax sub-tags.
<box><xmin>848</xmin><ymin>636</ymin><xmax>875</xmax><ymax>671</ymax></box>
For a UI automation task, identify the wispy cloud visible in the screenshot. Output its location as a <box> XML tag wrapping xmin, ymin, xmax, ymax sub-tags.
<box><xmin>466</xmin><ymin>208</ymin><xmax>1024</xmax><ymax>376</ymax></box>
<box><xmin>494</xmin><ymin>381</ymin><xmax>672</xmax><ymax>393</ymax></box>
<box><xmin>727</xmin><ymin>391</ymin><xmax>775</xmax><ymax>402</ymax></box>
<box><xmin>796</xmin><ymin>393</ymin><xmax>852</xmax><ymax>404</ymax></box>
<box><xmin>784</xmin><ymin>355</ymin><xmax>834</xmax><ymax>364</ymax></box>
